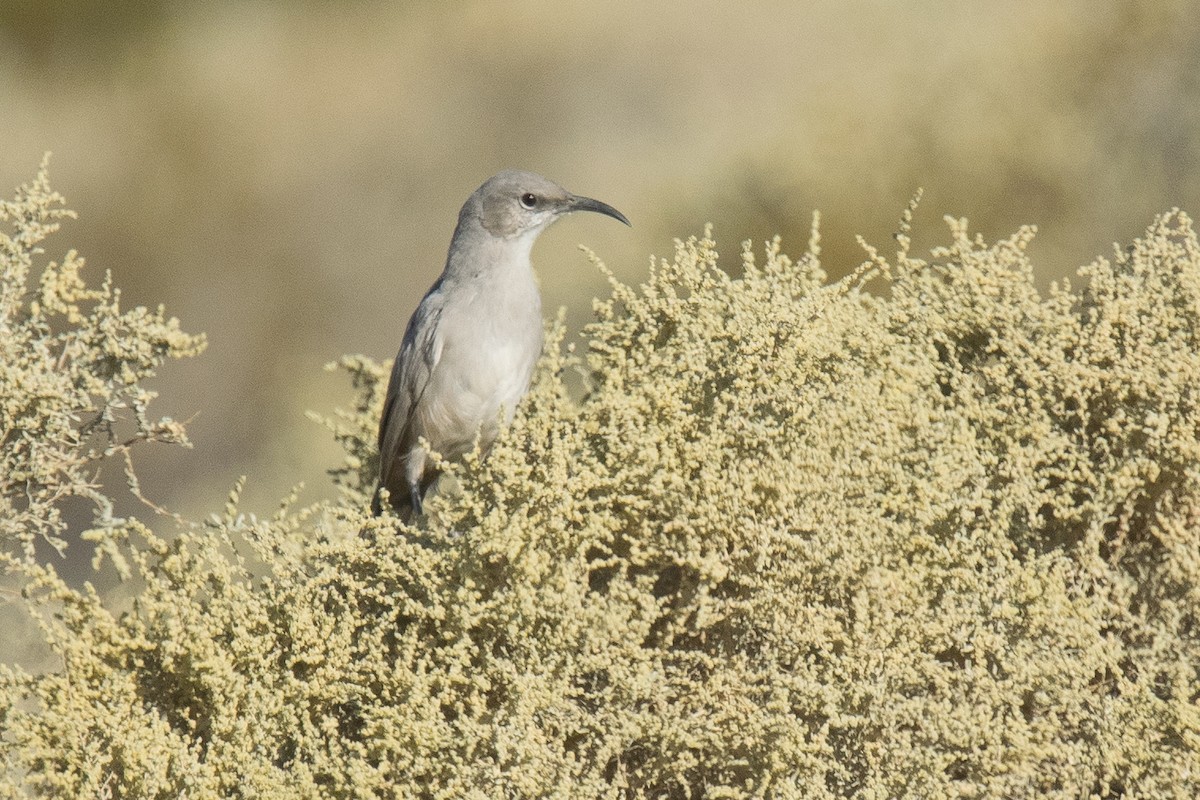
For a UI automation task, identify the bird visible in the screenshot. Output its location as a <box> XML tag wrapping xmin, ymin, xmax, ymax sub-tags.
<box><xmin>373</xmin><ymin>170</ymin><xmax>630</xmax><ymax>517</ymax></box>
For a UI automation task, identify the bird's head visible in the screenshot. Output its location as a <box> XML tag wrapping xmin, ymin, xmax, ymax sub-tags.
<box><xmin>471</xmin><ymin>169</ymin><xmax>630</xmax><ymax>239</ymax></box>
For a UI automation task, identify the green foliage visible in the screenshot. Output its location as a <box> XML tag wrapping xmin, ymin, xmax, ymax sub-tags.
<box><xmin>2</xmin><ymin>168</ymin><xmax>1199</xmax><ymax>798</ymax></box>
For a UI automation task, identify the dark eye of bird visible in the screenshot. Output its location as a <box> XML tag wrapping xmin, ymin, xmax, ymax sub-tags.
<box><xmin>520</xmin><ymin>193</ymin><xmax>538</xmax><ymax>209</ymax></box>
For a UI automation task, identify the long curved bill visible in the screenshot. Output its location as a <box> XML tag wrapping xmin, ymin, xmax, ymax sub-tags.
<box><xmin>568</xmin><ymin>195</ymin><xmax>632</xmax><ymax>226</ymax></box>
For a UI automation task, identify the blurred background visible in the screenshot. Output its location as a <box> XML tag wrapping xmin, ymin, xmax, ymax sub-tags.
<box><xmin>2</xmin><ymin>0</ymin><xmax>1198</xmax><ymax>523</ymax></box>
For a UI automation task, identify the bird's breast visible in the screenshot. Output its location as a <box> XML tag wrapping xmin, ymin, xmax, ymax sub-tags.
<box><xmin>418</xmin><ymin>273</ymin><xmax>543</xmax><ymax>455</ymax></box>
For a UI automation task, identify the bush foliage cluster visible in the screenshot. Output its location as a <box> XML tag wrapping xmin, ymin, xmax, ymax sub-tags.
<box><xmin>1</xmin><ymin>166</ymin><xmax>1198</xmax><ymax>798</ymax></box>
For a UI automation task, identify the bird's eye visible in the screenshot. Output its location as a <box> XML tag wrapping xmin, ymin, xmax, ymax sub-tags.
<box><xmin>519</xmin><ymin>193</ymin><xmax>538</xmax><ymax>209</ymax></box>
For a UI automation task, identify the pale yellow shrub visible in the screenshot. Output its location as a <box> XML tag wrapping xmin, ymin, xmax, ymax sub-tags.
<box><xmin>0</xmin><ymin>159</ymin><xmax>204</xmax><ymax>565</ymax></box>
<box><xmin>2</xmin><ymin>168</ymin><xmax>1198</xmax><ymax>798</ymax></box>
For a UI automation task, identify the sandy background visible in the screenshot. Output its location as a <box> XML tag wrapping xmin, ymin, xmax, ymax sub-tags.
<box><xmin>2</xmin><ymin>0</ymin><xmax>1197</xmax><ymax>525</ymax></box>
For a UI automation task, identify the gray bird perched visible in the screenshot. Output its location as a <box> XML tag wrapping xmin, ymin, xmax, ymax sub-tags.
<box><xmin>373</xmin><ymin>170</ymin><xmax>630</xmax><ymax>517</ymax></box>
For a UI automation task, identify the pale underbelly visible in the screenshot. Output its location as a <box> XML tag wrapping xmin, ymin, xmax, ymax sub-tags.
<box><xmin>418</xmin><ymin>340</ymin><xmax>538</xmax><ymax>457</ymax></box>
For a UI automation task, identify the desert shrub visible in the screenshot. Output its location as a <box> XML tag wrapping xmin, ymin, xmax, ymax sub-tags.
<box><xmin>0</xmin><ymin>159</ymin><xmax>204</xmax><ymax>565</ymax></box>
<box><xmin>1</xmin><ymin>167</ymin><xmax>1198</xmax><ymax>799</ymax></box>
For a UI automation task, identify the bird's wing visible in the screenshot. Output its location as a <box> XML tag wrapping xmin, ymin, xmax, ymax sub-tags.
<box><xmin>377</xmin><ymin>291</ymin><xmax>445</xmax><ymax>495</ymax></box>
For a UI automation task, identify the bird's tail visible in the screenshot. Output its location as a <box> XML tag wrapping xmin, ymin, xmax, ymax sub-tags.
<box><xmin>370</xmin><ymin>483</ymin><xmax>418</xmax><ymax>521</ymax></box>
